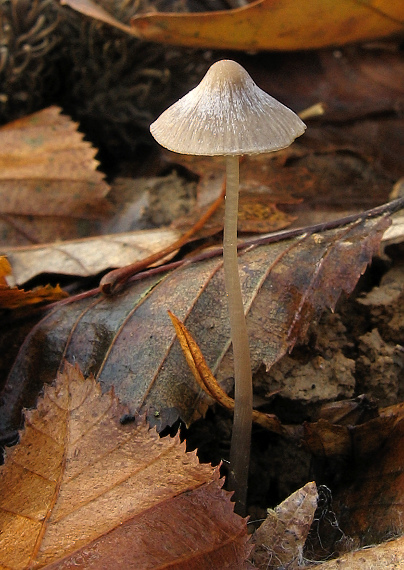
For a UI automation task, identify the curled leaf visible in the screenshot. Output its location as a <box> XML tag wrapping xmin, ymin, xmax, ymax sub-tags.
<box><xmin>252</xmin><ymin>482</ymin><xmax>318</xmax><ymax>569</ymax></box>
<box><xmin>168</xmin><ymin>310</ymin><xmax>284</xmax><ymax>435</ymax></box>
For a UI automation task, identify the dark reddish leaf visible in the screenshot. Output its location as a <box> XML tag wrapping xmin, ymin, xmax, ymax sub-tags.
<box><xmin>0</xmin><ymin>202</ymin><xmax>399</xmax><ymax>438</ymax></box>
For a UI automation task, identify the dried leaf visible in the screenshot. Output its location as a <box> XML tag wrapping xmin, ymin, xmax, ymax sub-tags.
<box><xmin>252</xmin><ymin>482</ymin><xmax>318</xmax><ymax>569</ymax></box>
<box><xmin>3</xmin><ymin>228</ymin><xmax>181</xmax><ymax>285</ymax></box>
<box><xmin>0</xmin><ymin>107</ymin><xmax>110</xmax><ymax>246</ymax></box>
<box><xmin>63</xmin><ymin>0</ymin><xmax>404</xmax><ymax>51</ymax></box>
<box><xmin>0</xmin><ymin>202</ymin><xmax>400</xmax><ymax>438</ymax></box>
<box><xmin>0</xmin><ymin>256</ymin><xmax>68</xmax><ymax>310</ymax></box>
<box><xmin>302</xmin><ymin>415</ymin><xmax>397</xmax><ymax>458</ymax></box>
<box><xmin>0</xmin><ymin>363</ymin><xmax>250</xmax><ymax>569</ymax></box>
<box><xmin>128</xmin><ymin>0</ymin><xmax>404</xmax><ymax>51</ymax></box>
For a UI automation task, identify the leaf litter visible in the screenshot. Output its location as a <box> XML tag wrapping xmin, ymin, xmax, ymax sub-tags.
<box><xmin>1</xmin><ymin>21</ymin><xmax>404</xmax><ymax>567</ymax></box>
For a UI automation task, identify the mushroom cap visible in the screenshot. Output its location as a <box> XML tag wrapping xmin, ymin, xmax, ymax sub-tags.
<box><xmin>150</xmin><ymin>60</ymin><xmax>306</xmax><ymax>156</ymax></box>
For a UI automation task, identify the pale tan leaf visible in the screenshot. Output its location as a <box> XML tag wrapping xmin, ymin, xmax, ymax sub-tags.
<box><xmin>61</xmin><ymin>0</ymin><xmax>136</xmax><ymax>35</ymax></box>
<box><xmin>3</xmin><ymin>227</ymin><xmax>181</xmax><ymax>285</ymax></box>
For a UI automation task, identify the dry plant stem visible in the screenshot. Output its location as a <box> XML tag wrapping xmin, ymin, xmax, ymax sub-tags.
<box><xmin>224</xmin><ymin>155</ymin><xmax>253</xmax><ymax>516</ymax></box>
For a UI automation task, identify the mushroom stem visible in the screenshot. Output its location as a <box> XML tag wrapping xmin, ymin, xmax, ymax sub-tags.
<box><xmin>224</xmin><ymin>155</ymin><xmax>253</xmax><ymax>516</ymax></box>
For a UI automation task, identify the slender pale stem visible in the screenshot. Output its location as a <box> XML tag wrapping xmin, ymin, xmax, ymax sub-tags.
<box><xmin>224</xmin><ymin>155</ymin><xmax>253</xmax><ymax>516</ymax></box>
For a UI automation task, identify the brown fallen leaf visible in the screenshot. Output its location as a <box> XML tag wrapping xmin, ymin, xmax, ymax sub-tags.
<box><xmin>315</xmin><ymin>396</ymin><xmax>379</xmax><ymax>426</ymax></box>
<box><xmin>0</xmin><ymin>256</ymin><xmax>68</xmax><ymax>310</ymax></box>
<box><xmin>1</xmin><ymin>199</ymin><xmax>400</xmax><ymax>439</ymax></box>
<box><xmin>0</xmin><ymin>362</ymin><xmax>251</xmax><ymax>569</ymax></box>
<box><xmin>252</xmin><ymin>482</ymin><xmax>318</xmax><ymax>569</ymax></box>
<box><xmin>0</xmin><ymin>106</ymin><xmax>110</xmax><ymax>246</ymax></box>
<box><xmin>302</xmin><ymin>415</ymin><xmax>397</xmax><ymax>458</ymax></box>
<box><xmin>62</xmin><ymin>0</ymin><xmax>404</xmax><ymax>51</ymax></box>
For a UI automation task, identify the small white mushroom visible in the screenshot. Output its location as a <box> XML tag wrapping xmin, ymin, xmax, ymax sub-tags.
<box><xmin>150</xmin><ymin>59</ymin><xmax>305</xmax><ymax>156</ymax></box>
<box><xmin>151</xmin><ymin>60</ymin><xmax>306</xmax><ymax>515</ymax></box>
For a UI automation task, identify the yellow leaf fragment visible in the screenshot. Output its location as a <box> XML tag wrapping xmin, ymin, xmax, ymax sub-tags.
<box><xmin>0</xmin><ymin>256</ymin><xmax>12</xmax><ymax>286</ymax></box>
<box><xmin>0</xmin><ymin>283</ymin><xmax>68</xmax><ymax>310</ymax></box>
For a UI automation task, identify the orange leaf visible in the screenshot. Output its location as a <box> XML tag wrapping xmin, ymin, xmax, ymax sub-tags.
<box><xmin>129</xmin><ymin>0</ymin><xmax>404</xmax><ymax>51</ymax></box>
<box><xmin>0</xmin><ymin>256</ymin><xmax>68</xmax><ymax>310</ymax></box>
<box><xmin>62</xmin><ymin>0</ymin><xmax>404</xmax><ymax>51</ymax></box>
<box><xmin>0</xmin><ymin>256</ymin><xmax>12</xmax><ymax>287</ymax></box>
<box><xmin>0</xmin><ymin>362</ymin><xmax>251</xmax><ymax>569</ymax></box>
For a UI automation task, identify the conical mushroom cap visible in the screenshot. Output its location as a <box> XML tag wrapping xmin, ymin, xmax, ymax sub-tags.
<box><xmin>150</xmin><ymin>60</ymin><xmax>306</xmax><ymax>156</ymax></box>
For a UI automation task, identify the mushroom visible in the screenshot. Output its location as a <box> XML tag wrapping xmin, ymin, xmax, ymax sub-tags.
<box><xmin>150</xmin><ymin>60</ymin><xmax>306</xmax><ymax>515</ymax></box>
